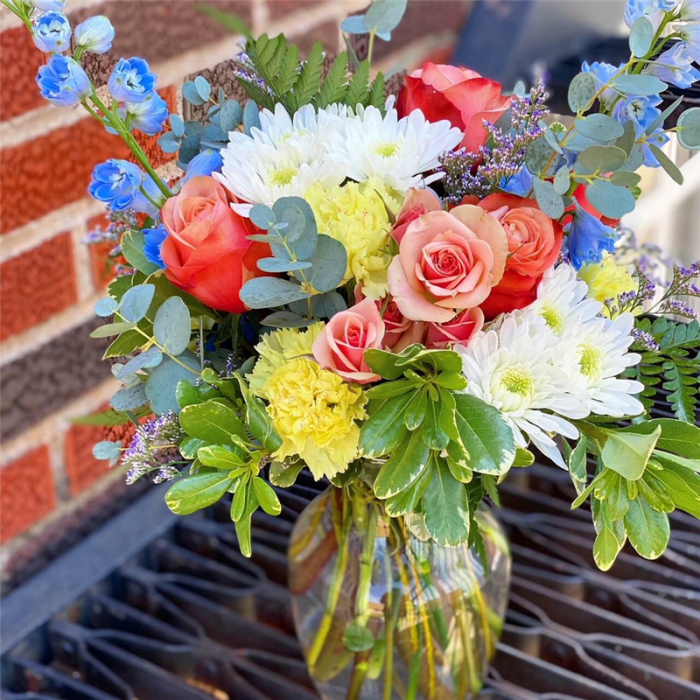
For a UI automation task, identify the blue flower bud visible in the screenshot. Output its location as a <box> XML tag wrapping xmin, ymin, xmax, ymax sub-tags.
<box><xmin>27</xmin><ymin>0</ymin><xmax>66</xmax><ymax>10</ymax></box>
<box><xmin>89</xmin><ymin>159</ymin><xmax>164</xmax><ymax>216</ymax></box>
<box><xmin>32</xmin><ymin>11</ymin><xmax>71</xmax><ymax>53</ymax></box>
<box><xmin>74</xmin><ymin>16</ymin><xmax>115</xmax><ymax>54</ymax></box>
<box><xmin>121</xmin><ymin>92</ymin><xmax>169</xmax><ymax>136</ymax></box>
<box><xmin>143</xmin><ymin>225</ymin><xmax>169</xmax><ymax>268</ymax></box>
<box><xmin>624</xmin><ymin>0</ymin><xmax>680</xmax><ymax>32</ymax></box>
<box><xmin>36</xmin><ymin>55</ymin><xmax>91</xmax><ymax>107</ymax></box>
<box><xmin>181</xmin><ymin>148</ymin><xmax>224</xmax><ymax>184</ymax></box>
<box><xmin>108</xmin><ymin>57</ymin><xmax>156</xmax><ymax>104</ymax></box>
<box><xmin>565</xmin><ymin>200</ymin><xmax>618</xmax><ymax>269</ymax></box>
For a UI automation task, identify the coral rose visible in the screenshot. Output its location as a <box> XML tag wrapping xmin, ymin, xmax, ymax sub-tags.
<box><xmin>473</xmin><ymin>194</ymin><xmax>563</xmax><ymax>319</ymax></box>
<box><xmin>426</xmin><ymin>308</ymin><xmax>484</xmax><ymax>349</ymax></box>
<box><xmin>313</xmin><ymin>298</ymin><xmax>386</xmax><ymax>384</ymax></box>
<box><xmin>392</xmin><ymin>188</ymin><xmax>442</xmax><ymax>243</ymax></box>
<box><xmin>387</xmin><ymin>205</ymin><xmax>508</xmax><ymax>323</ymax></box>
<box><xmin>160</xmin><ymin>176</ymin><xmax>268</xmax><ymax>314</ymax></box>
<box><xmin>398</xmin><ymin>62</ymin><xmax>511</xmax><ymax>154</ymax></box>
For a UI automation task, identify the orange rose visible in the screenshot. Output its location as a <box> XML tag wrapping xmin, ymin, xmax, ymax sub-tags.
<box><xmin>387</xmin><ymin>205</ymin><xmax>508</xmax><ymax>323</ymax></box>
<box><xmin>160</xmin><ymin>177</ymin><xmax>268</xmax><ymax>314</ymax></box>
<box><xmin>475</xmin><ymin>194</ymin><xmax>563</xmax><ymax>319</ymax></box>
<box><xmin>398</xmin><ymin>62</ymin><xmax>511</xmax><ymax>154</ymax></box>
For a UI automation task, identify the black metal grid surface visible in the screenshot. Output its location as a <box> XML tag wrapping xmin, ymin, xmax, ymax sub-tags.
<box><xmin>2</xmin><ymin>455</ymin><xmax>699</xmax><ymax>700</ymax></box>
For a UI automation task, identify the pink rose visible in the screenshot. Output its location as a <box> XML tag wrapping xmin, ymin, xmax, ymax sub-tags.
<box><xmin>383</xmin><ymin>299</ymin><xmax>426</xmax><ymax>351</ymax></box>
<box><xmin>387</xmin><ymin>205</ymin><xmax>508</xmax><ymax>323</ymax></box>
<box><xmin>392</xmin><ymin>188</ymin><xmax>442</xmax><ymax>244</ymax></box>
<box><xmin>313</xmin><ymin>298</ymin><xmax>386</xmax><ymax>384</ymax></box>
<box><xmin>425</xmin><ymin>308</ymin><xmax>484</xmax><ymax>349</ymax></box>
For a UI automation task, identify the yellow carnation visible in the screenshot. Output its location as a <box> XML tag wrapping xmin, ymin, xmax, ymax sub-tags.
<box><xmin>578</xmin><ymin>254</ymin><xmax>636</xmax><ymax>317</ymax></box>
<box><xmin>264</xmin><ymin>357</ymin><xmax>368</xmax><ymax>480</ymax></box>
<box><xmin>249</xmin><ymin>324</ymin><xmax>324</xmax><ymax>397</ymax></box>
<box><xmin>305</xmin><ymin>181</ymin><xmax>393</xmax><ymax>299</ymax></box>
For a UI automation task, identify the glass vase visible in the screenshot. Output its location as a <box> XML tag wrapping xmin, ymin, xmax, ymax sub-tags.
<box><xmin>289</xmin><ymin>487</ymin><xmax>511</xmax><ymax>700</ymax></box>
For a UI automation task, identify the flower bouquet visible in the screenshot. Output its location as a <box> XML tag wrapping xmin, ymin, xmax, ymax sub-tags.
<box><xmin>6</xmin><ymin>0</ymin><xmax>700</xmax><ymax>697</ymax></box>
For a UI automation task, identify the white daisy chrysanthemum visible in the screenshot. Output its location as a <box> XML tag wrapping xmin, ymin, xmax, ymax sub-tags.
<box><xmin>561</xmin><ymin>313</ymin><xmax>644</xmax><ymax>418</ymax></box>
<box><xmin>330</xmin><ymin>105</ymin><xmax>463</xmax><ymax>196</ymax></box>
<box><xmin>519</xmin><ymin>263</ymin><xmax>603</xmax><ymax>336</ymax></box>
<box><xmin>216</xmin><ymin>104</ymin><xmax>348</xmax><ymax>214</ymax></box>
<box><xmin>457</xmin><ymin>318</ymin><xmax>589</xmax><ymax>468</ymax></box>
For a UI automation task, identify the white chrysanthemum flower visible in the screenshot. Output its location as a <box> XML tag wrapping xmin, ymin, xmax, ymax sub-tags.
<box><xmin>330</xmin><ymin>106</ymin><xmax>463</xmax><ymax>195</ymax></box>
<box><xmin>518</xmin><ymin>263</ymin><xmax>603</xmax><ymax>336</ymax></box>
<box><xmin>457</xmin><ymin>318</ymin><xmax>589</xmax><ymax>468</ymax></box>
<box><xmin>561</xmin><ymin>313</ymin><xmax>644</xmax><ymax>417</ymax></box>
<box><xmin>216</xmin><ymin>104</ymin><xmax>347</xmax><ymax>214</ymax></box>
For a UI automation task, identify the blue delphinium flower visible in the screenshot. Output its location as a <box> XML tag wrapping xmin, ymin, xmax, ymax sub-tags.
<box><xmin>90</xmin><ymin>159</ymin><xmax>145</xmax><ymax>210</ymax></box>
<box><xmin>613</xmin><ymin>94</ymin><xmax>669</xmax><ymax>167</ymax></box>
<box><xmin>501</xmin><ymin>165</ymin><xmax>533</xmax><ymax>197</ymax></box>
<box><xmin>565</xmin><ymin>200</ymin><xmax>618</xmax><ymax>269</ymax></box>
<box><xmin>74</xmin><ymin>16</ymin><xmax>115</xmax><ymax>54</ymax></box>
<box><xmin>679</xmin><ymin>24</ymin><xmax>700</xmax><ymax>64</ymax></box>
<box><xmin>121</xmin><ymin>92</ymin><xmax>169</xmax><ymax>135</ymax></box>
<box><xmin>646</xmin><ymin>43</ymin><xmax>700</xmax><ymax>88</ymax></box>
<box><xmin>581</xmin><ymin>62</ymin><xmax>621</xmax><ymax>108</ymax></box>
<box><xmin>181</xmin><ymin>149</ymin><xmax>224</xmax><ymax>184</ymax></box>
<box><xmin>32</xmin><ymin>11</ymin><xmax>71</xmax><ymax>52</ymax></box>
<box><xmin>108</xmin><ymin>57</ymin><xmax>156</xmax><ymax>104</ymax></box>
<box><xmin>680</xmin><ymin>0</ymin><xmax>700</xmax><ymax>21</ymax></box>
<box><xmin>28</xmin><ymin>0</ymin><xmax>66</xmax><ymax>10</ymax></box>
<box><xmin>143</xmin><ymin>225</ymin><xmax>168</xmax><ymax>268</ymax></box>
<box><xmin>36</xmin><ymin>55</ymin><xmax>91</xmax><ymax>106</ymax></box>
<box><xmin>625</xmin><ymin>0</ymin><xmax>680</xmax><ymax>31</ymax></box>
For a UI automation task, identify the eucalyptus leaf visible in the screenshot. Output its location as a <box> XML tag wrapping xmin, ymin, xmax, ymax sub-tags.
<box><xmin>676</xmin><ymin>107</ymin><xmax>700</xmax><ymax>149</ymax></box>
<box><xmin>92</xmin><ymin>440</ymin><xmax>122</xmax><ymax>462</ymax></box>
<box><xmin>629</xmin><ymin>16</ymin><xmax>654</xmax><ymax>58</ymax></box>
<box><xmin>91</xmin><ymin>322</ymin><xmax>137</xmax><ymax>338</ymax></box>
<box><xmin>219</xmin><ymin>100</ymin><xmax>243</xmax><ymax>133</ymax></box>
<box><xmin>613</xmin><ymin>73</ymin><xmax>667</xmax><ymax>96</ymax></box>
<box><xmin>154</xmin><ymin>297</ymin><xmax>191</xmax><ymax>356</ymax></box>
<box><xmin>119</xmin><ymin>284</ymin><xmax>155</xmax><ymax>323</ymax></box>
<box><xmin>302</xmin><ymin>234</ymin><xmax>347</xmax><ymax>292</ymax></box>
<box><xmin>568</xmin><ymin>72</ymin><xmax>597</xmax><ymax>113</ymax></box>
<box><xmin>170</xmin><ymin>114</ymin><xmax>185</xmax><ymax>137</ymax></box>
<box><xmin>257</xmin><ymin>258</ymin><xmax>312</xmax><ymax>273</ymax></box>
<box><xmin>645</xmin><ymin>96</ymin><xmax>683</xmax><ymax>136</ymax></box>
<box><xmin>243</xmin><ymin>99</ymin><xmax>261</xmax><ymax>135</ymax></box>
<box><xmin>240</xmin><ymin>277</ymin><xmax>312</xmax><ymax>309</ymax></box>
<box><xmin>250</xmin><ymin>204</ymin><xmax>276</xmax><ymax>230</ymax></box>
<box><xmin>110</xmin><ymin>383</ymin><xmax>148</xmax><ymax>411</ymax></box>
<box><xmin>586</xmin><ymin>180</ymin><xmax>635</xmax><ymax>218</ymax></box>
<box><xmin>94</xmin><ymin>297</ymin><xmax>119</xmax><ymax>318</ymax></box>
<box><xmin>194</xmin><ymin>75</ymin><xmax>211</xmax><ymax>102</ymax></box>
<box><xmin>533</xmin><ymin>177</ymin><xmax>565</xmax><ymax>219</ymax></box>
<box><xmin>145</xmin><ymin>352</ymin><xmax>200</xmax><ymax>415</ymax></box>
<box><xmin>575</xmin><ymin>114</ymin><xmax>625</xmax><ymax>142</ymax></box>
<box><xmin>649</xmin><ymin>143</ymin><xmax>684</xmax><ymax>184</ymax></box>
<box><xmin>261</xmin><ymin>311</ymin><xmax>314</xmax><ymax>328</ymax></box>
<box><xmin>115</xmin><ymin>345</ymin><xmax>163</xmax><ymax>380</ymax></box>
<box><xmin>182</xmin><ymin>81</ymin><xmax>205</xmax><ymax>106</ymax></box>
<box><xmin>525</xmin><ymin>137</ymin><xmax>561</xmax><ymax>178</ymax></box>
<box><xmin>341</xmin><ymin>15</ymin><xmax>368</xmax><ymax>34</ymax></box>
<box><xmin>553</xmin><ymin>165</ymin><xmax>571</xmax><ymax>195</ymax></box>
<box><xmin>364</xmin><ymin>0</ymin><xmax>408</xmax><ymax>34</ymax></box>
<box><xmin>578</xmin><ymin>145</ymin><xmax>628</xmax><ymax>173</ymax></box>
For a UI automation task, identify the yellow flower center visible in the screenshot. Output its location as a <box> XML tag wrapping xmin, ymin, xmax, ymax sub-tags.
<box><xmin>270</xmin><ymin>167</ymin><xmax>298</xmax><ymax>187</ymax></box>
<box><xmin>501</xmin><ymin>367</ymin><xmax>535</xmax><ymax>396</ymax></box>
<box><xmin>376</xmin><ymin>142</ymin><xmax>399</xmax><ymax>158</ymax></box>
<box><xmin>540</xmin><ymin>306</ymin><xmax>563</xmax><ymax>333</ymax></box>
<box><xmin>579</xmin><ymin>344</ymin><xmax>603</xmax><ymax>379</ymax></box>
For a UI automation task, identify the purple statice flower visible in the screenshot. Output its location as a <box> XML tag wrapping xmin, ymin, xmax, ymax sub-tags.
<box><xmin>631</xmin><ymin>328</ymin><xmax>661</xmax><ymax>352</ymax></box>
<box><xmin>660</xmin><ymin>298</ymin><xmax>698</xmax><ymax>318</ymax></box>
<box><xmin>122</xmin><ymin>412</ymin><xmax>185</xmax><ymax>484</ymax></box>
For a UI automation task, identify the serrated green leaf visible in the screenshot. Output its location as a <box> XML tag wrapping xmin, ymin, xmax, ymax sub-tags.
<box><xmin>368</xmin><ymin>71</ymin><xmax>386</xmax><ymax>111</ymax></box>
<box><xmin>346</xmin><ymin>59</ymin><xmax>370</xmax><ymax>108</ymax></box>
<box><xmin>292</xmin><ymin>41</ymin><xmax>324</xmax><ymax>109</ymax></box>
<box><xmin>315</xmin><ymin>53</ymin><xmax>349</xmax><ymax>109</ymax></box>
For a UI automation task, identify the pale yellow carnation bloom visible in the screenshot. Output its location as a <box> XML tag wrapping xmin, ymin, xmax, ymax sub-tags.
<box><xmin>264</xmin><ymin>357</ymin><xmax>368</xmax><ymax>480</ymax></box>
<box><xmin>578</xmin><ymin>254</ymin><xmax>636</xmax><ymax>317</ymax></box>
<box><xmin>305</xmin><ymin>181</ymin><xmax>394</xmax><ymax>299</ymax></box>
<box><xmin>249</xmin><ymin>324</ymin><xmax>324</xmax><ymax>397</ymax></box>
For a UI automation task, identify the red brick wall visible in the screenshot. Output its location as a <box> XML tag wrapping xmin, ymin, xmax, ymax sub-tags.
<box><xmin>0</xmin><ymin>0</ymin><xmax>472</xmax><ymax>580</ymax></box>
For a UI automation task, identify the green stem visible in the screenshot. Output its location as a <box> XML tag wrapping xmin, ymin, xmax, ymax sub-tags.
<box><xmin>383</xmin><ymin>552</ymin><xmax>397</xmax><ymax>700</ymax></box>
<box><xmin>306</xmin><ymin>498</ymin><xmax>352</xmax><ymax>672</ymax></box>
<box><xmin>90</xmin><ymin>93</ymin><xmax>172</xmax><ymax>201</ymax></box>
<box><xmin>139</xmin><ymin>185</ymin><xmax>162</xmax><ymax>211</ymax></box>
<box><xmin>367</xmin><ymin>28</ymin><xmax>377</xmax><ymax>66</ymax></box>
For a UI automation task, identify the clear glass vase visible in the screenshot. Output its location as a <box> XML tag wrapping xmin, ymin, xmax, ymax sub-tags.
<box><xmin>289</xmin><ymin>487</ymin><xmax>511</xmax><ymax>700</ymax></box>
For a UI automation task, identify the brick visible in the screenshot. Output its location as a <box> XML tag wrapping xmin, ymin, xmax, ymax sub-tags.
<box><xmin>0</xmin><ymin>26</ymin><xmax>45</xmax><ymax>121</ymax></box>
<box><xmin>77</xmin><ymin>1</ymin><xmax>255</xmax><ymax>85</ymax></box>
<box><xmin>0</xmin><ymin>447</ymin><xmax>56</xmax><ymax>544</ymax></box>
<box><xmin>291</xmin><ymin>20</ymin><xmax>340</xmax><ymax>57</ymax></box>
<box><xmin>0</xmin><ymin>117</ymin><xmax>129</xmax><ymax>235</ymax></box>
<box><xmin>0</xmin><ymin>318</ymin><xmax>112</xmax><ymax>442</ymax></box>
<box><xmin>65</xmin><ymin>422</ymin><xmax>111</xmax><ymax>496</ymax></box>
<box><xmin>0</xmin><ymin>233</ymin><xmax>77</xmax><ymax>341</ymax></box>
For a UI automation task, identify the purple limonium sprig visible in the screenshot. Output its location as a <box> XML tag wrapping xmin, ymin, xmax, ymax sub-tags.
<box><xmin>659</xmin><ymin>298</ymin><xmax>699</xmax><ymax>319</ymax></box>
<box><xmin>233</xmin><ymin>51</ymin><xmax>275</xmax><ymax>97</ymax></box>
<box><xmin>631</xmin><ymin>327</ymin><xmax>661</xmax><ymax>352</ymax></box>
<box><xmin>439</xmin><ymin>81</ymin><xmax>549</xmax><ymax>203</ymax></box>
<box><xmin>122</xmin><ymin>412</ymin><xmax>185</xmax><ymax>484</ymax></box>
